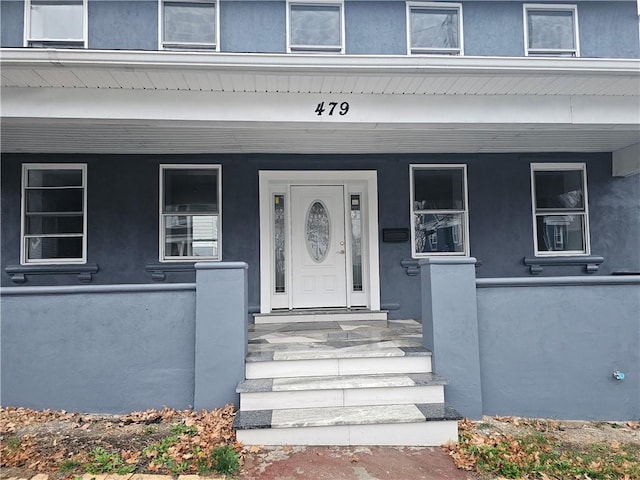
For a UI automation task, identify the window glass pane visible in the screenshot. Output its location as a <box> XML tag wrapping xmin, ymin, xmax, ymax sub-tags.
<box><xmin>290</xmin><ymin>4</ymin><xmax>341</xmax><ymax>47</ymax></box>
<box><xmin>413</xmin><ymin>168</ymin><xmax>464</xmax><ymax>210</ymax></box>
<box><xmin>528</xmin><ymin>10</ymin><xmax>574</xmax><ymax>50</ymax></box>
<box><xmin>274</xmin><ymin>195</ymin><xmax>286</xmax><ymax>294</ymax></box>
<box><xmin>26</xmin><ymin>189</ymin><xmax>83</xmax><ymax>213</ymax></box>
<box><xmin>305</xmin><ymin>200</ymin><xmax>331</xmax><ymax>263</ymax></box>
<box><xmin>28</xmin><ymin>169</ymin><xmax>83</xmax><ymax>187</ymax></box>
<box><xmin>414</xmin><ymin>213</ymin><xmax>464</xmax><ymax>253</ymax></box>
<box><xmin>164</xmin><ymin>2</ymin><xmax>216</xmax><ymax>44</ymax></box>
<box><xmin>534</xmin><ymin>170</ymin><xmax>584</xmax><ymax>210</ymax></box>
<box><xmin>30</xmin><ymin>1</ymin><xmax>83</xmax><ymax>40</ymax></box>
<box><xmin>163</xmin><ymin>169</ymin><xmax>218</xmax><ymax>213</ymax></box>
<box><xmin>536</xmin><ymin>215</ymin><xmax>585</xmax><ymax>252</ymax></box>
<box><xmin>164</xmin><ymin>214</ymin><xmax>218</xmax><ymax>257</ymax></box>
<box><xmin>350</xmin><ymin>195</ymin><xmax>363</xmax><ymax>292</ymax></box>
<box><xmin>411</xmin><ymin>8</ymin><xmax>459</xmax><ymax>49</ymax></box>
<box><xmin>25</xmin><ymin>236</ymin><xmax>82</xmax><ymax>260</ymax></box>
<box><xmin>26</xmin><ymin>214</ymin><xmax>83</xmax><ymax>235</ymax></box>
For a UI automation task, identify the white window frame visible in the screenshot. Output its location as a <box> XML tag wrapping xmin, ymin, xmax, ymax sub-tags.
<box><xmin>406</xmin><ymin>2</ymin><xmax>464</xmax><ymax>55</ymax></box>
<box><xmin>21</xmin><ymin>163</ymin><xmax>87</xmax><ymax>265</ymax></box>
<box><xmin>523</xmin><ymin>4</ymin><xmax>580</xmax><ymax>57</ymax></box>
<box><xmin>530</xmin><ymin>163</ymin><xmax>591</xmax><ymax>257</ymax></box>
<box><xmin>410</xmin><ymin>164</ymin><xmax>470</xmax><ymax>258</ymax></box>
<box><xmin>24</xmin><ymin>0</ymin><xmax>88</xmax><ymax>48</ymax></box>
<box><xmin>286</xmin><ymin>0</ymin><xmax>345</xmax><ymax>53</ymax></box>
<box><xmin>158</xmin><ymin>0</ymin><xmax>220</xmax><ymax>51</ymax></box>
<box><xmin>159</xmin><ymin>164</ymin><xmax>222</xmax><ymax>262</ymax></box>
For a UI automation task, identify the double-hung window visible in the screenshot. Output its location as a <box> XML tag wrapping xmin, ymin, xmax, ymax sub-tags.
<box><xmin>407</xmin><ymin>2</ymin><xmax>463</xmax><ymax>55</ymax></box>
<box><xmin>287</xmin><ymin>0</ymin><xmax>344</xmax><ymax>53</ymax></box>
<box><xmin>531</xmin><ymin>163</ymin><xmax>590</xmax><ymax>256</ymax></box>
<box><xmin>25</xmin><ymin>0</ymin><xmax>87</xmax><ymax>48</ymax></box>
<box><xmin>21</xmin><ymin>164</ymin><xmax>87</xmax><ymax>264</ymax></box>
<box><xmin>160</xmin><ymin>165</ymin><xmax>222</xmax><ymax>261</ymax></box>
<box><xmin>524</xmin><ymin>4</ymin><xmax>579</xmax><ymax>57</ymax></box>
<box><xmin>410</xmin><ymin>165</ymin><xmax>469</xmax><ymax>257</ymax></box>
<box><xmin>160</xmin><ymin>0</ymin><xmax>219</xmax><ymax>51</ymax></box>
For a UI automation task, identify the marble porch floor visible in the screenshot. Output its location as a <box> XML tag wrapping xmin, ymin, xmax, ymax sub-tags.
<box><xmin>247</xmin><ymin>318</ymin><xmax>426</xmax><ymax>362</ymax></box>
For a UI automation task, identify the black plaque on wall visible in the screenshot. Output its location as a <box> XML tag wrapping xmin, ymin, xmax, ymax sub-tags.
<box><xmin>382</xmin><ymin>228</ymin><xmax>410</xmax><ymax>243</ymax></box>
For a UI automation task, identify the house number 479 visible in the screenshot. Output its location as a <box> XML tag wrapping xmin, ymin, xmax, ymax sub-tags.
<box><xmin>315</xmin><ymin>101</ymin><xmax>350</xmax><ymax>116</ymax></box>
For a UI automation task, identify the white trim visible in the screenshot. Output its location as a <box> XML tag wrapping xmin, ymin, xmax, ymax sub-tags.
<box><xmin>24</xmin><ymin>0</ymin><xmax>88</xmax><ymax>48</ymax></box>
<box><xmin>523</xmin><ymin>4</ymin><xmax>580</xmax><ymax>58</ymax></box>
<box><xmin>286</xmin><ymin>0</ymin><xmax>345</xmax><ymax>54</ymax></box>
<box><xmin>159</xmin><ymin>164</ymin><xmax>222</xmax><ymax>262</ymax></box>
<box><xmin>21</xmin><ymin>163</ymin><xmax>87</xmax><ymax>265</ymax></box>
<box><xmin>2</xmin><ymin>48</ymin><xmax>637</xmax><ymax>75</ymax></box>
<box><xmin>409</xmin><ymin>164</ymin><xmax>470</xmax><ymax>258</ymax></box>
<box><xmin>406</xmin><ymin>2</ymin><xmax>464</xmax><ymax>56</ymax></box>
<box><xmin>259</xmin><ymin>171</ymin><xmax>379</xmax><ymax>314</ymax></box>
<box><xmin>530</xmin><ymin>162</ymin><xmax>591</xmax><ymax>257</ymax></box>
<box><xmin>158</xmin><ymin>0</ymin><xmax>220</xmax><ymax>52</ymax></box>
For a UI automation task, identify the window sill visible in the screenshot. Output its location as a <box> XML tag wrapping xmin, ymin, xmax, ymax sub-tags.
<box><xmin>401</xmin><ymin>258</ymin><xmax>482</xmax><ymax>276</ymax></box>
<box><xmin>145</xmin><ymin>262</ymin><xmax>195</xmax><ymax>281</ymax></box>
<box><xmin>523</xmin><ymin>255</ymin><xmax>604</xmax><ymax>275</ymax></box>
<box><xmin>5</xmin><ymin>264</ymin><xmax>99</xmax><ymax>284</ymax></box>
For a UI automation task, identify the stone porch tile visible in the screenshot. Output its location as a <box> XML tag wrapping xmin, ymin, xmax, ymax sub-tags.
<box><xmin>129</xmin><ymin>475</ymin><xmax>173</xmax><ymax>480</ymax></box>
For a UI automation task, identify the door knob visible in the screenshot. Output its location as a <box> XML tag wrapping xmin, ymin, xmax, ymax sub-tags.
<box><xmin>337</xmin><ymin>250</ymin><xmax>345</xmax><ymax>254</ymax></box>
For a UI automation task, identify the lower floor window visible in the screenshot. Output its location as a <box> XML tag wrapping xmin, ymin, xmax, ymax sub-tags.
<box><xmin>410</xmin><ymin>164</ymin><xmax>469</xmax><ymax>257</ymax></box>
<box><xmin>21</xmin><ymin>163</ymin><xmax>87</xmax><ymax>264</ymax></box>
<box><xmin>531</xmin><ymin>163</ymin><xmax>590</xmax><ymax>255</ymax></box>
<box><xmin>160</xmin><ymin>165</ymin><xmax>221</xmax><ymax>261</ymax></box>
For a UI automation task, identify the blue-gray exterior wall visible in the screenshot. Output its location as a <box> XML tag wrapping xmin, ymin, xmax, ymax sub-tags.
<box><xmin>88</xmin><ymin>1</ymin><xmax>158</xmax><ymax>51</ymax></box>
<box><xmin>477</xmin><ymin>279</ymin><xmax>640</xmax><ymax>420</ymax></box>
<box><xmin>2</xmin><ymin>153</ymin><xmax>639</xmax><ymax>321</ymax></box>
<box><xmin>1</xmin><ymin>0</ymin><xmax>24</xmax><ymax>47</ymax></box>
<box><xmin>1</xmin><ymin>0</ymin><xmax>638</xmax><ymax>58</ymax></box>
<box><xmin>221</xmin><ymin>1</ymin><xmax>285</xmax><ymax>53</ymax></box>
<box><xmin>0</xmin><ymin>286</ymin><xmax>196</xmax><ymax>412</ymax></box>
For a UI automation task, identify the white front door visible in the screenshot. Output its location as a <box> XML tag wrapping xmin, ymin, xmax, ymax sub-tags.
<box><xmin>290</xmin><ymin>185</ymin><xmax>347</xmax><ymax>308</ymax></box>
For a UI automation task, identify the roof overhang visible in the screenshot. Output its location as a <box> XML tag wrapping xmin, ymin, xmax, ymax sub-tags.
<box><xmin>1</xmin><ymin>48</ymin><xmax>639</xmax><ymax>155</ymax></box>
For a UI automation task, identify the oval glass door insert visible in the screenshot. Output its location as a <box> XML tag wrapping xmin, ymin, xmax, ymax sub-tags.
<box><xmin>305</xmin><ymin>200</ymin><xmax>331</xmax><ymax>262</ymax></box>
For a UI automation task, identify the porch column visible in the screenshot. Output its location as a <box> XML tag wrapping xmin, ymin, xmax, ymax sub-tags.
<box><xmin>420</xmin><ymin>258</ymin><xmax>483</xmax><ymax>419</ymax></box>
<box><xmin>194</xmin><ymin>262</ymin><xmax>248</xmax><ymax>410</ymax></box>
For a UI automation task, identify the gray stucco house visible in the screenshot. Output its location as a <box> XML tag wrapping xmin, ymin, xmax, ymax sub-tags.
<box><xmin>1</xmin><ymin>0</ymin><xmax>639</xmax><ymax>445</ymax></box>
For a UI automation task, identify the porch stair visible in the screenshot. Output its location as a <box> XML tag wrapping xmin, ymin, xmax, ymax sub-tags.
<box><xmin>233</xmin><ymin>312</ymin><xmax>462</xmax><ymax>446</ymax></box>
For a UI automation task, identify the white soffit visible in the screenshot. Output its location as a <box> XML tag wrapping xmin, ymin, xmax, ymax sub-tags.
<box><xmin>1</xmin><ymin>49</ymin><xmax>639</xmax><ymax>154</ymax></box>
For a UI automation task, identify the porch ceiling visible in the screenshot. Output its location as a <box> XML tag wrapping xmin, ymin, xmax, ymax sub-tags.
<box><xmin>1</xmin><ymin>49</ymin><xmax>639</xmax><ymax>154</ymax></box>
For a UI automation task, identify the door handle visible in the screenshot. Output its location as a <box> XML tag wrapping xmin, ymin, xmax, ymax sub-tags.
<box><xmin>337</xmin><ymin>250</ymin><xmax>345</xmax><ymax>254</ymax></box>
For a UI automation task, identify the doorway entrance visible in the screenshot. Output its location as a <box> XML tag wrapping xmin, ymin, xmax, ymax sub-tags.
<box><xmin>258</xmin><ymin>171</ymin><xmax>380</xmax><ymax>313</ymax></box>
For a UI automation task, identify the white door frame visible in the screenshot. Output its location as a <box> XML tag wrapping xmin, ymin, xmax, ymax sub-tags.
<box><xmin>259</xmin><ymin>170</ymin><xmax>381</xmax><ymax>314</ymax></box>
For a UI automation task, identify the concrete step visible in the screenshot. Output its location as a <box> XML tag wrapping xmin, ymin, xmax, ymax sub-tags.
<box><xmin>237</xmin><ymin>372</ymin><xmax>446</xmax><ymax>410</ymax></box>
<box><xmin>233</xmin><ymin>403</ymin><xmax>461</xmax><ymax>446</ymax></box>
<box><xmin>254</xmin><ymin>310</ymin><xmax>388</xmax><ymax>324</ymax></box>
<box><xmin>245</xmin><ymin>350</ymin><xmax>432</xmax><ymax>379</ymax></box>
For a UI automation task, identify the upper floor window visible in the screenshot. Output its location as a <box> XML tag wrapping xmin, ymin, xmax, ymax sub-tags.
<box><xmin>287</xmin><ymin>1</ymin><xmax>344</xmax><ymax>53</ymax></box>
<box><xmin>407</xmin><ymin>2</ymin><xmax>463</xmax><ymax>55</ymax></box>
<box><xmin>160</xmin><ymin>0</ymin><xmax>219</xmax><ymax>51</ymax></box>
<box><xmin>410</xmin><ymin>165</ymin><xmax>469</xmax><ymax>257</ymax></box>
<box><xmin>524</xmin><ymin>4</ymin><xmax>579</xmax><ymax>57</ymax></box>
<box><xmin>531</xmin><ymin>163</ymin><xmax>590</xmax><ymax>256</ymax></box>
<box><xmin>21</xmin><ymin>164</ymin><xmax>87</xmax><ymax>264</ymax></box>
<box><xmin>160</xmin><ymin>165</ymin><xmax>222</xmax><ymax>261</ymax></box>
<box><xmin>25</xmin><ymin>0</ymin><xmax>87</xmax><ymax>48</ymax></box>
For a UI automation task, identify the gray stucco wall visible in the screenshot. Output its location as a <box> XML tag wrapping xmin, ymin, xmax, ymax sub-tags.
<box><xmin>0</xmin><ymin>285</ymin><xmax>196</xmax><ymax>412</ymax></box>
<box><xmin>89</xmin><ymin>1</ymin><xmax>157</xmax><ymax>51</ymax></box>
<box><xmin>345</xmin><ymin>1</ymin><xmax>406</xmax><ymax>54</ymax></box>
<box><xmin>476</xmin><ymin>278</ymin><xmax>640</xmax><ymax>420</ymax></box>
<box><xmin>1</xmin><ymin>0</ymin><xmax>24</xmax><ymax>47</ymax></box>
<box><xmin>2</xmin><ymin>153</ymin><xmax>637</xmax><ymax>321</ymax></box>
<box><xmin>2</xmin><ymin>0</ymin><xmax>639</xmax><ymax>58</ymax></box>
<box><xmin>221</xmin><ymin>1</ymin><xmax>285</xmax><ymax>53</ymax></box>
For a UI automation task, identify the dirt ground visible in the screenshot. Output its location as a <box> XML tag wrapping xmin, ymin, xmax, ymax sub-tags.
<box><xmin>1</xmin><ymin>407</ymin><xmax>638</xmax><ymax>480</ymax></box>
